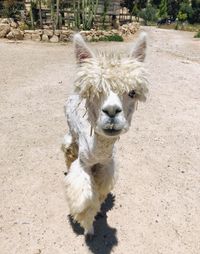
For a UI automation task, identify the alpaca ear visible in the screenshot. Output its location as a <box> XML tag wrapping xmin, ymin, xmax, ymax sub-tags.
<box><xmin>130</xmin><ymin>32</ymin><xmax>147</xmax><ymax>62</ymax></box>
<box><xmin>74</xmin><ymin>34</ymin><xmax>93</xmax><ymax>63</ymax></box>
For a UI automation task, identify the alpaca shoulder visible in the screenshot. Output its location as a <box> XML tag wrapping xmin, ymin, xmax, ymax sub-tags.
<box><xmin>64</xmin><ymin>95</ymin><xmax>93</xmax><ymax>154</ymax></box>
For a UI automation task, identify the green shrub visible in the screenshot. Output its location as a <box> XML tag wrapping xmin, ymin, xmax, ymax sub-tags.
<box><xmin>98</xmin><ymin>34</ymin><xmax>123</xmax><ymax>42</ymax></box>
<box><xmin>139</xmin><ymin>5</ymin><xmax>158</xmax><ymax>26</ymax></box>
<box><xmin>158</xmin><ymin>0</ymin><xmax>168</xmax><ymax>19</ymax></box>
<box><xmin>18</xmin><ymin>22</ymin><xmax>29</xmax><ymax>31</ymax></box>
<box><xmin>180</xmin><ymin>2</ymin><xmax>194</xmax><ymax>24</ymax></box>
<box><xmin>194</xmin><ymin>31</ymin><xmax>200</xmax><ymax>38</ymax></box>
<box><xmin>177</xmin><ymin>11</ymin><xmax>188</xmax><ymax>23</ymax></box>
<box><xmin>2</xmin><ymin>0</ymin><xmax>24</xmax><ymax>18</ymax></box>
<box><xmin>191</xmin><ymin>0</ymin><xmax>200</xmax><ymax>23</ymax></box>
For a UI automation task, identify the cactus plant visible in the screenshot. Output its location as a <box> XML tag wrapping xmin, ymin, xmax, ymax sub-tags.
<box><xmin>73</xmin><ymin>0</ymin><xmax>99</xmax><ymax>30</ymax></box>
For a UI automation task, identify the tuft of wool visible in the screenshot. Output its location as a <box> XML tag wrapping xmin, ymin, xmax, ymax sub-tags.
<box><xmin>74</xmin><ymin>52</ymin><xmax>149</xmax><ymax>101</ymax></box>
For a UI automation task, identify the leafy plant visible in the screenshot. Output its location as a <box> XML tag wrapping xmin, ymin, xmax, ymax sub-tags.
<box><xmin>167</xmin><ymin>0</ymin><xmax>180</xmax><ymax>21</ymax></box>
<box><xmin>191</xmin><ymin>0</ymin><xmax>200</xmax><ymax>23</ymax></box>
<box><xmin>177</xmin><ymin>11</ymin><xmax>188</xmax><ymax>23</ymax></box>
<box><xmin>194</xmin><ymin>30</ymin><xmax>200</xmax><ymax>38</ymax></box>
<box><xmin>123</xmin><ymin>0</ymin><xmax>148</xmax><ymax>12</ymax></box>
<box><xmin>158</xmin><ymin>0</ymin><xmax>168</xmax><ymax>19</ymax></box>
<box><xmin>132</xmin><ymin>4</ymin><xmax>140</xmax><ymax>22</ymax></box>
<box><xmin>180</xmin><ymin>2</ymin><xmax>194</xmax><ymax>23</ymax></box>
<box><xmin>97</xmin><ymin>34</ymin><xmax>123</xmax><ymax>42</ymax></box>
<box><xmin>104</xmin><ymin>34</ymin><xmax>123</xmax><ymax>41</ymax></box>
<box><xmin>18</xmin><ymin>21</ymin><xmax>29</xmax><ymax>30</ymax></box>
<box><xmin>2</xmin><ymin>0</ymin><xmax>24</xmax><ymax>18</ymax></box>
<box><xmin>139</xmin><ymin>5</ymin><xmax>158</xmax><ymax>25</ymax></box>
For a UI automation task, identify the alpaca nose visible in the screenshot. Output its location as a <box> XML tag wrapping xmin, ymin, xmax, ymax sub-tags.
<box><xmin>102</xmin><ymin>105</ymin><xmax>122</xmax><ymax>118</ymax></box>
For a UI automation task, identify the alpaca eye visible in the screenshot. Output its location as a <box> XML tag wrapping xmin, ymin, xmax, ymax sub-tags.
<box><xmin>128</xmin><ymin>90</ymin><xmax>136</xmax><ymax>98</ymax></box>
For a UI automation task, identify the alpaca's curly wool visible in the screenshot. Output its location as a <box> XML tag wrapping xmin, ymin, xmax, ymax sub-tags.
<box><xmin>74</xmin><ymin>52</ymin><xmax>149</xmax><ymax>101</ymax></box>
<box><xmin>64</xmin><ymin>33</ymin><xmax>149</xmax><ymax>236</ymax></box>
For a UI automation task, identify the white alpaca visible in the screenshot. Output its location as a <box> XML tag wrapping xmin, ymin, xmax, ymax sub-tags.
<box><xmin>63</xmin><ymin>33</ymin><xmax>149</xmax><ymax>236</ymax></box>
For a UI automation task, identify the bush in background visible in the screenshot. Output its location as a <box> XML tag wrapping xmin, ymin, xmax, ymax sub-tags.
<box><xmin>139</xmin><ymin>5</ymin><xmax>158</xmax><ymax>25</ymax></box>
<box><xmin>194</xmin><ymin>30</ymin><xmax>200</xmax><ymax>37</ymax></box>
<box><xmin>98</xmin><ymin>34</ymin><xmax>124</xmax><ymax>42</ymax></box>
<box><xmin>2</xmin><ymin>0</ymin><xmax>24</xmax><ymax>19</ymax></box>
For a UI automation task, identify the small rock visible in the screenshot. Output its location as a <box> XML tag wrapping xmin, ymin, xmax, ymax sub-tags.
<box><xmin>43</xmin><ymin>29</ymin><xmax>53</xmax><ymax>37</ymax></box>
<box><xmin>32</xmin><ymin>33</ymin><xmax>41</xmax><ymax>42</ymax></box>
<box><xmin>50</xmin><ymin>35</ymin><xmax>59</xmax><ymax>43</ymax></box>
<box><xmin>14</xmin><ymin>29</ymin><xmax>24</xmax><ymax>40</ymax></box>
<box><xmin>6</xmin><ymin>29</ymin><xmax>24</xmax><ymax>40</ymax></box>
<box><xmin>181</xmin><ymin>60</ymin><xmax>190</xmax><ymax>64</ymax></box>
<box><xmin>43</xmin><ymin>25</ymin><xmax>49</xmax><ymax>29</ymax></box>
<box><xmin>61</xmin><ymin>30</ymin><xmax>71</xmax><ymax>36</ymax></box>
<box><xmin>61</xmin><ymin>26</ymin><xmax>68</xmax><ymax>30</ymax></box>
<box><xmin>1</xmin><ymin>18</ymin><xmax>10</xmax><ymax>24</ymax></box>
<box><xmin>60</xmin><ymin>34</ymin><xmax>70</xmax><ymax>42</ymax></box>
<box><xmin>6</xmin><ymin>31</ymin><xmax>14</xmax><ymax>40</ymax></box>
<box><xmin>10</xmin><ymin>22</ymin><xmax>18</xmax><ymax>28</ymax></box>
<box><xmin>24</xmin><ymin>33</ymin><xmax>32</xmax><ymax>40</ymax></box>
<box><xmin>54</xmin><ymin>29</ymin><xmax>61</xmax><ymax>36</ymax></box>
<box><xmin>24</xmin><ymin>30</ymin><xmax>34</xmax><ymax>34</ymax></box>
<box><xmin>35</xmin><ymin>29</ymin><xmax>43</xmax><ymax>35</ymax></box>
<box><xmin>0</xmin><ymin>24</ymin><xmax>10</xmax><ymax>38</ymax></box>
<box><xmin>86</xmin><ymin>35</ymin><xmax>93</xmax><ymax>42</ymax></box>
<box><xmin>42</xmin><ymin>34</ymin><xmax>49</xmax><ymax>42</ymax></box>
<box><xmin>80</xmin><ymin>30</ymin><xmax>86</xmax><ymax>36</ymax></box>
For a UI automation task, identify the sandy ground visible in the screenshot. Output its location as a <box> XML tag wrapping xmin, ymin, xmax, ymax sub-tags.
<box><xmin>0</xmin><ymin>27</ymin><xmax>200</xmax><ymax>254</ymax></box>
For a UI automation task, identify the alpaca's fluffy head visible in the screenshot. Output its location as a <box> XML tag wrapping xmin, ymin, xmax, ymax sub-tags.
<box><xmin>73</xmin><ymin>33</ymin><xmax>149</xmax><ymax>137</ymax></box>
<box><xmin>75</xmin><ymin>51</ymin><xmax>148</xmax><ymax>102</ymax></box>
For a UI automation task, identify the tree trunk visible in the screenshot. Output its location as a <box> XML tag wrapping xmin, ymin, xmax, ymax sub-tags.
<box><xmin>102</xmin><ymin>0</ymin><xmax>110</xmax><ymax>29</ymax></box>
<box><xmin>30</xmin><ymin>0</ymin><xmax>34</xmax><ymax>29</ymax></box>
<box><xmin>51</xmin><ymin>0</ymin><xmax>55</xmax><ymax>32</ymax></box>
<box><xmin>38</xmin><ymin>0</ymin><xmax>43</xmax><ymax>29</ymax></box>
<box><xmin>56</xmin><ymin>0</ymin><xmax>60</xmax><ymax>29</ymax></box>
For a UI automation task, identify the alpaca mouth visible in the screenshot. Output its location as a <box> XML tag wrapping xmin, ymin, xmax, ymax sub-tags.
<box><xmin>103</xmin><ymin>128</ymin><xmax>122</xmax><ymax>136</ymax></box>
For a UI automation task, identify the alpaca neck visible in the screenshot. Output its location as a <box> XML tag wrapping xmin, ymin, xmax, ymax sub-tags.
<box><xmin>90</xmin><ymin>132</ymin><xmax>118</xmax><ymax>163</ymax></box>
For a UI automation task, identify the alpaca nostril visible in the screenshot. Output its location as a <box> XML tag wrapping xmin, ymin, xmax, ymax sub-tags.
<box><xmin>102</xmin><ymin>109</ymin><xmax>109</xmax><ymax>115</ymax></box>
<box><xmin>115</xmin><ymin>108</ymin><xmax>122</xmax><ymax>114</ymax></box>
<box><xmin>102</xmin><ymin>106</ymin><xmax>122</xmax><ymax>117</ymax></box>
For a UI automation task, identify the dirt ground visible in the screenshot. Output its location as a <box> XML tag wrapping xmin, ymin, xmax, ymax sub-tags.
<box><xmin>0</xmin><ymin>27</ymin><xmax>200</xmax><ymax>254</ymax></box>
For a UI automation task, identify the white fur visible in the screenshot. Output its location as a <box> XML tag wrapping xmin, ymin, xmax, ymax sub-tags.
<box><xmin>74</xmin><ymin>51</ymin><xmax>148</xmax><ymax>101</ymax></box>
<box><xmin>63</xmin><ymin>33</ymin><xmax>149</xmax><ymax>236</ymax></box>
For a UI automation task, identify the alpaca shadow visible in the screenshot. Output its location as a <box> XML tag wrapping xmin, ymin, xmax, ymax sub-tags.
<box><xmin>68</xmin><ymin>193</ymin><xmax>118</xmax><ymax>254</ymax></box>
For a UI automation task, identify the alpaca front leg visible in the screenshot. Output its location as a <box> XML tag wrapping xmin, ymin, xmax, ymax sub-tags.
<box><xmin>65</xmin><ymin>159</ymin><xmax>100</xmax><ymax>235</ymax></box>
<box><xmin>93</xmin><ymin>160</ymin><xmax>117</xmax><ymax>204</ymax></box>
<box><xmin>62</xmin><ymin>133</ymin><xmax>78</xmax><ymax>168</ymax></box>
<box><xmin>76</xmin><ymin>205</ymin><xmax>100</xmax><ymax>236</ymax></box>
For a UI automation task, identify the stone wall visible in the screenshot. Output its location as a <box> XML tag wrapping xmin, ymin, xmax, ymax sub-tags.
<box><xmin>0</xmin><ymin>18</ymin><xmax>140</xmax><ymax>42</ymax></box>
<box><xmin>0</xmin><ymin>18</ymin><xmax>24</xmax><ymax>40</ymax></box>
